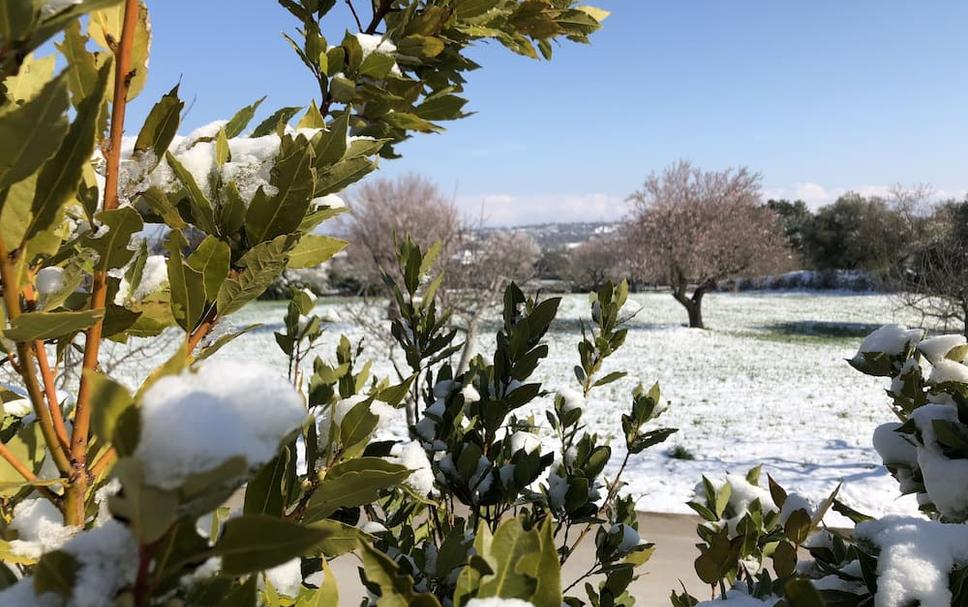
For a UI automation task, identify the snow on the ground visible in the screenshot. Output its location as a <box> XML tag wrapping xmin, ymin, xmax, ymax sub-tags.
<box><xmin>112</xmin><ymin>291</ymin><xmax>924</xmax><ymax>523</ymax></box>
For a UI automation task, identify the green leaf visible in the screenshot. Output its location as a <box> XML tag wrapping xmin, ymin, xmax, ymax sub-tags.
<box><xmin>224</xmin><ymin>96</ymin><xmax>265</xmax><ymax>138</ymax></box>
<box><xmin>303</xmin><ymin>459</ymin><xmax>410</xmax><ymax>522</ymax></box>
<box><xmin>784</xmin><ymin>579</ymin><xmax>825</xmax><ymax>607</ymax></box>
<box><xmin>0</xmin><ymin>424</ymin><xmax>45</xmax><ymax>496</ymax></box>
<box><xmin>186</xmin><ymin>235</ymin><xmax>231</xmax><ymax>300</ymax></box>
<box><xmin>244</xmin><ymin>450</ymin><xmax>289</xmax><ymax>517</ymax></box>
<box><xmin>217</xmin><ymin>181</ymin><xmax>246</xmax><ymax>235</ymax></box>
<box><xmin>194</xmin><ymin>323</ymin><xmax>260</xmax><ymax>361</ymax></box>
<box><xmin>299</xmin><ymin>560</ymin><xmax>338</xmax><ymax>606</ymax></box>
<box><xmin>454</xmin><ymin>0</ymin><xmax>500</xmax><ymax>19</ymax></box>
<box><xmin>359</xmin><ymin>51</ymin><xmax>395</xmax><ymax>79</ymax></box>
<box><xmin>33</xmin><ymin>550</ymin><xmax>78</xmax><ymax>598</ymax></box>
<box><xmin>336</xmin><ymin>403</ymin><xmax>379</xmax><ymax>458</ymax></box>
<box><xmin>476</xmin><ymin>517</ymin><xmax>541</xmax><ymax>599</ymax></box>
<box><xmin>296</xmin><ymin>100</ymin><xmax>325</xmax><ymax>129</ymax></box>
<box><xmin>0</xmin><ymin>172</ymin><xmax>36</xmax><ymax>249</ymax></box>
<box><xmin>26</xmin><ymin>60</ymin><xmax>110</xmax><ymax>241</ymax></box>
<box><xmin>244</xmin><ymin>135</ymin><xmax>316</xmax><ymax>244</ymax></box>
<box><xmin>0</xmin><ymin>72</ymin><xmax>69</xmax><ymax>191</ymax></box>
<box><xmin>4</xmin><ymin>309</ymin><xmax>104</xmax><ymax>341</ymax></box>
<box><xmin>415</xmin><ymin>93</ymin><xmax>468</xmax><ymax>121</ymax></box>
<box><xmin>166</xmin><ymin>151</ymin><xmax>217</xmax><ymax>234</ymax></box>
<box><xmin>593</xmin><ymin>371</ymin><xmax>626</xmax><ymax>387</ymax></box>
<box><xmin>359</xmin><ymin>540</ymin><xmax>441</xmax><ymax>607</ymax></box>
<box><xmin>314</xmin><ymin>156</ymin><xmax>376</xmax><ymax>196</ymax></box>
<box><xmin>382</xmin><ymin>111</ymin><xmax>441</xmax><ymax>133</ymax></box>
<box><xmin>3</xmin><ymin>53</ymin><xmax>55</xmax><ymax>104</ymax></box>
<box><xmin>217</xmin><ymin>576</ymin><xmax>257</xmax><ymax>607</ymax></box>
<box><xmin>397</xmin><ymin>34</ymin><xmax>446</xmax><ymax>59</ymax></box>
<box><xmin>137</xmin><ymin>186</ymin><xmax>186</xmax><ymax>229</ymax></box>
<box><xmin>134</xmin><ymin>84</ymin><xmax>183</xmax><ymax>160</ymax></box>
<box><xmin>375</xmin><ymin>375</ymin><xmax>415</xmax><ymax>408</ymax></box>
<box><xmin>81</xmin><ymin>206</ymin><xmax>144</xmax><ymax>271</ymax></box>
<box><xmin>517</xmin><ymin>517</ymin><xmax>560</xmax><ymax>607</ymax></box>
<box><xmin>216</xmin><ymin>235</ymin><xmax>293</xmax><ymax>315</ymax></box>
<box><xmin>214</xmin><ymin>515</ymin><xmax>335</xmax><ymax>575</ymax></box>
<box><xmin>108</xmin><ymin>459</ymin><xmax>179</xmax><ymax>543</ymax></box>
<box><xmin>287</xmin><ymin>234</ymin><xmax>347</xmax><ymax>269</ymax></box>
<box><xmin>86</xmin><ymin>370</ymin><xmax>139</xmax><ymax>456</ymax></box>
<box><xmin>329</xmin><ymin>75</ymin><xmax>355</xmax><ymax>103</ymax></box>
<box><xmin>166</xmin><ymin>232</ymin><xmax>206</xmax><ymax>331</ymax></box>
<box><xmin>0</xmin><ymin>2</ymin><xmax>36</xmax><ymax>51</ymax></box>
<box><xmin>6</xmin><ymin>1</ymin><xmax>123</xmax><ymax>76</ymax></box>
<box><xmin>252</xmin><ymin>106</ymin><xmax>302</xmax><ymax>137</ymax></box>
<box><xmin>88</xmin><ymin>1</ymin><xmax>151</xmax><ymax>100</ymax></box>
<box><xmin>311</xmin><ymin>519</ymin><xmax>362</xmax><ymax>557</ymax></box>
<box><xmin>215</xmin><ymin>128</ymin><xmax>231</xmax><ymax>166</ymax></box>
<box><xmin>54</xmin><ymin>21</ymin><xmax>99</xmax><ymax>107</ymax></box>
<box><xmin>313</xmin><ymin>112</ymin><xmax>348</xmax><ymax>168</ymax></box>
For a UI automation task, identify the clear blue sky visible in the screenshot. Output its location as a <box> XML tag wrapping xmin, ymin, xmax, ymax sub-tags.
<box><xmin>127</xmin><ymin>1</ymin><xmax>968</xmax><ymax>225</ymax></box>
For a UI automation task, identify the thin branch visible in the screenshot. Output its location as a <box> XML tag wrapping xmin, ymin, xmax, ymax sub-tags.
<box><xmin>34</xmin><ymin>341</ymin><xmax>70</xmax><ymax>453</ymax></box>
<box><xmin>345</xmin><ymin>0</ymin><xmax>364</xmax><ymax>31</ymax></box>
<box><xmin>364</xmin><ymin>0</ymin><xmax>393</xmax><ymax>34</ymax></box>
<box><xmin>68</xmin><ymin>0</ymin><xmax>142</xmax><ymax>525</ymax></box>
<box><xmin>0</xmin><ymin>241</ymin><xmax>72</xmax><ymax>476</ymax></box>
<box><xmin>187</xmin><ymin>306</ymin><xmax>218</xmax><ymax>354</ymax></box>
<box><xmin>0</xmin><ymin>442</ymin><xmax>59</xmax><ymax>503</ymax></box>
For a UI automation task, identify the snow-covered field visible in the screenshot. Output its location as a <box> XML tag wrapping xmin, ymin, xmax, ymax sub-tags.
<box><xmin>117</xmin><ymin>291</ymin><xmax>925</xmax><ymax>522</ymax></box>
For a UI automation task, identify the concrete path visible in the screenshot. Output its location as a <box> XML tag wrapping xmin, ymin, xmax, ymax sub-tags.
<box><xmin>330</xmin><ymin>512</ymin><xmax>708</xmax><ymax>606</ymax></box>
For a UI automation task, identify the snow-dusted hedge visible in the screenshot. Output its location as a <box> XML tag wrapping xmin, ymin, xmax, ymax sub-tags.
<box><xmin>732</xmin><ymin>270</ymin><xmax>878</xmax><ymax>292</ymax></box>
<box><xmin>672</xmin><ymin>325</ymin><xmax>968</xmax><ymax>606</ymax></box>
<box><xmin>0</xmin><ymin>1</ymin><xmax>617</xmax><ymax>605</ymax></box>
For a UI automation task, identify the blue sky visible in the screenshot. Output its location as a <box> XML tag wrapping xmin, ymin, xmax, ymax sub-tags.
<box><xmin>127</xmin><ymin>1</ymin><xmax>968</xmax><ymax>225</ymax></box>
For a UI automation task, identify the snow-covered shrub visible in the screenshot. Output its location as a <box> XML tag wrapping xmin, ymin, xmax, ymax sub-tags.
<box><xmin>674</xmin><ymin>325</ymin><xmax>968</xmax><ymax>606</ymax></box>
<box><xmin>346</xmin><ymin>238</ymin><xmax>676</xmax><ymax>606</ymax></box>
<box><xmin>0</xmin><ymin>1</ymin><xmax>607</xmax><ymax>605</ymax></box>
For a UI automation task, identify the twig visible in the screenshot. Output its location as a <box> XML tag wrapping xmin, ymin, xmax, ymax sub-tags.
<box><xmin>187</xmin><ymin>306</ymin><xmax>218</xmax><ymax>354</ymax></box>
<box><xmin>561</xmin><ymin>450</ymin><xmax>631</xmax><ymax>564</ymax></box>
<box><xmin>364</xmin><ymin>0</ymin><xmax>393</xmax><ymax>34</ymax></box>
<box><xmin>68</xmin><ymin>0</ymin><xmax>142</xmax><ymax>526</ymax></box>
<box><xmin>345</xmin><ymin>0</ymin><xmax>364</xmax><ymax>31</ymax></box>
<box><xmin>0</xmin><ymin>442</ymin><xmax>59</xmax><ymax>502</ymax></box>
<box><xmin>0</xmin><ymin>242</ymin><xmax>72</xmax><ymax>477</ymax></box>
<box><xmin>34</xmin><ymin>341</ymin><xmax>70</xmax><ymax>453</ymax></box>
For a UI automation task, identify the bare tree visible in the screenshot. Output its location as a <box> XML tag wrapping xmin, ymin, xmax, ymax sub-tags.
<box><xmin>563</xmin><ymin>234</ymin><xmax>628</xmax><ymax>292</ymax></box>
<box><xmin>626</xmin><ymin>160</ymin><xmax>790</xmax><ymax>328</ymax></box>
<box><xmin>444</xmin><ymin>229</ymin><xmax>540</xmax><ymax>371</ymax></box>
<box><xmin>898</xmin><ymin>200</ymin><xmax>968</xmax><ymax>336</ymax></box>
<box><xmin>341</xmin><ymin>175</ymin><xmax>539</xmax><ymax>368</ymax></box>
<box><xmin>342</xmin><ymin>173</ymin><xmax>462</xmax><ymax>289</ymax></box>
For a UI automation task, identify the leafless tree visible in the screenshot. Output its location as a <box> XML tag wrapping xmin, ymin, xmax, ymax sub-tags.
<box><xmin>563</xmin><ymin>234</ymin><xmax>628</xmax><ymax>292</ymax></box>
<box><xmin>444</xmin><ymin>229</ymin><xmax>540</xmax><ymax>371</ymax></box>
<box><xmin>341</xmin><ymin>174</ymin><xmax>539</xmax><ymax>368</ymax></box>
<box><xmin>342</xmin><ymin>173</ymin><xmax>462</xmax><ymax>289</ymax></box>
<box><xmin>897</xmin><ymin>200</ymin><xmax>968</xmax><ymax>336</ymax></box>
<box><xmin>626</xmin><ymin>160</ymin><xmax>791</xmax><ymax>328</ymax></box>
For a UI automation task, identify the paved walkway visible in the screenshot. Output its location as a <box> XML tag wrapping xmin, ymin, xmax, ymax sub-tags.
<box><xmin>330</xmin><ymin>511</ymin><xmax>708</xmax><ymax>606</ymax></box>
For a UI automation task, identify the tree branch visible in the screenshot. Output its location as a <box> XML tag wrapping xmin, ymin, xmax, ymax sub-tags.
<box><xmin>365</xmin><ymin>0</ymin><xmax>393</xmax><ymax>34</ymax></box>
<box><xmin>68</xmin><ymin>0</ymin><xmax>142</xmax><ymax>525</ymax></box>
<box><xmin>0</xmin><ymin>442</ymin><xmax>59</xmax><ymax>503</ymax></box>
<box><xmin>33</xmin><ymin>341</ymin><xmax>70</xmax><ymax>453</ymax></box>
<box><xmin>0</xmin><ymin>242</ymin><xmax>73</xmax><ymax>476</ymax></box>
<box><xmin>345</xmin><ymin>0</ymin><xmax>364</xmax><ymax>31</ymax></box>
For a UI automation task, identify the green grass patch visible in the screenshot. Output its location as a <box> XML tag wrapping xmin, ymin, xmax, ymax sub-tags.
<box><xmin>730</xmin><ymin>321</ymin><xmax>883</xmax><ymax>345</ymax></box>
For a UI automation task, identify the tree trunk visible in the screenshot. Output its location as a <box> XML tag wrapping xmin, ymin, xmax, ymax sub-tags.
<box><xmin>962</xmin><ymin>299</ymin><xmax>968</xmax><ymax>339</ymax></box>
<box><xmin>687</xmin><ymin>297</ymin><xmax>704</xmax><ymax>328</ymax></box>
<box><xmin>671</xmin><ymin>281</ymin><xmax>707</xmax><ymax>329</ymax></box>
<box><xmin>457</xmin><ymin>316</ymin><xmax>479</xmax><ymax>375</ymax></box>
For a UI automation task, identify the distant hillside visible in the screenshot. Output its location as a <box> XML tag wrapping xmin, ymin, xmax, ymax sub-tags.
<box><xmin>476</xmin><ymin>221</ymin><xmax>618</xmax><ymax>251</ymax></box>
